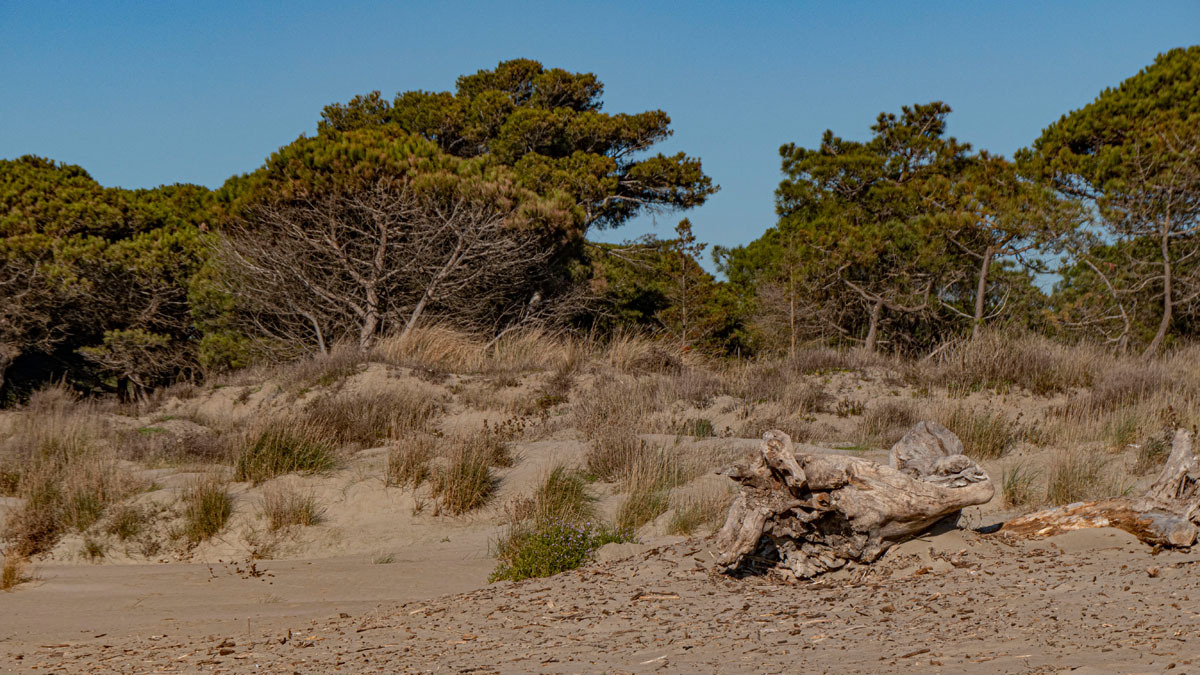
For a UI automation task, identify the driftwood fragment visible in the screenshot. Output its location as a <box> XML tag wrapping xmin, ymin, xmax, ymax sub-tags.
<box><xmin>716</xmin><ymin>422</ymin><xmax>994</xmax><ymax>578</ymax></box>
<box><xmin>1002</xmin><ymin>429</ymin><xmax>1200</xmax><ymax>547</ymax></box>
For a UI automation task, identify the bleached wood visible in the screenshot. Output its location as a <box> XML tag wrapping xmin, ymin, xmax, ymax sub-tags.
<box><xmin>717</xmin><ymin>423</ymin><xmax>994</xmax><ymax>579</ymax></box>
<box><xmin>1002</xmin><ymin>428</ymin><xmax>1200</xmax><ymax>547</ymax></box>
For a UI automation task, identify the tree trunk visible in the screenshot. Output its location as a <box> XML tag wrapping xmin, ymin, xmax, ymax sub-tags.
<box><xmin>1001</xmin><ymin>429</ymin><xmax>1200</xmax><ymax>548</ymax></box>
<box><xmin>1145</xmin><ymin>224</ymin><xmax>1173</xmax><ymax>356</ymax></box>
<box><xmin>863</xmin><ymin>298</ymin><xmax>884</xmax><ymax>353</ymax></box>
<box><xmin>716</xmin><ymin>422</ymin><xmax>994</xmax><ymax>579</ymax></box>
<box><xmin>971</xmin><ymin>247</ymin><xmax>993</xmax><ymax>341</ymax></box>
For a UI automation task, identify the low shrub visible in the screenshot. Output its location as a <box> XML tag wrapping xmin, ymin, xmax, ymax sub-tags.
<box><xmin>489</xmin><ymin>520</ymin><xmax>632</xmax><ymax>582</ymax></box>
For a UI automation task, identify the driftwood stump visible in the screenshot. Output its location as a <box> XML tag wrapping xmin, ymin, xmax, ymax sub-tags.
<box><xmin>1002</xmin><ymin>428</ymin><xmax>1200</xmax><ymax>547</ymax></box>
<box><xmin>715</xmin><ymin>421</ymin><xmax>994</xmax><ymax>578</ymax></box>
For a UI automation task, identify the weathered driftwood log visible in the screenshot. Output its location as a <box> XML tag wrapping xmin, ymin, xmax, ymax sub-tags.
<box><xmin>716</xmin><ymin>421</ymin><xmax>994</xmax><ymax>578</ymax></box>
<box><xmin>1002</xmin><ymin>428</ymin><xmax>1200</xmax><ymax>547</ymax></box>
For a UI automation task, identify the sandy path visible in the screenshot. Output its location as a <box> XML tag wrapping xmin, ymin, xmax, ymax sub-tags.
<box><xmin>0</xmin><ymin>539</ymin><xmax>494</xmax><ymax>658</ymax></box>
<box><xmin>6</xmin><ymin>526</ymin><xmax>1200</xmax><ymax>673</ymax></box>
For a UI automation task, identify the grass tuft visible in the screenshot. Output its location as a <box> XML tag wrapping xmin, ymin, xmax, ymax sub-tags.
<box><xmin>181</xmin><ymin>475</ymin><xmax>233</xmax><ymax>544</ymax></box>
<box><xmin>1</xmin><ymin>551</ymin><xmax>30</xmax><ymax>591</ymax></box>
<box><xmin>1001</xmin><ymin>463</ymin><xmax>1041</xmax><ymax>510</ymax></box>
<box><xmin>1045</xmin><ymin>449</ymin><xmax>1110</xmax><ymax>506</ymax></box>
<box><xmin>234</xmin><ymin>420</ymin><xmax>337</xmax><ymax>485</ymax></box>
<box><xmin>939</xmin><ymin>404</ymin><xmax>1022</xmax><ymax>459</ymax></box>
<box><xmin>260</xmin><ymin>483</ymin><xmax>325</xmax><ymax>531</ymax></box>
<box><xmin>431</xmin><ymin>442</ymin><xmax>497</xmax><ymax>515</ymax></box>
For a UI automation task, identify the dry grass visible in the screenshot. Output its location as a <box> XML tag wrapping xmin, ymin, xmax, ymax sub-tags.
<box><xmin>276</xmin><ymin>345</ymin><xmax>369</xmax><ymax>390</ymax></box>
<box><xmin>937</xmin><ymin>404</ymin><xmax>1022</xmax><ymax>459</ymax></box>
<box><xmin>2</xmin><ymin>406</ymin><xmax>141</xmax><ymax>556</ymax></box>
<box><xmin>585</xmin><ymin>432</ymin><xmax>643</xmax><ymax>483</ymax></box>
<box><xmin>385</xmin><ymin>433</ymin><xmax>438</xmax><ymax>488</ymax></box>
<box><xmin>668</xmin><ymin>485</ymin><xmax>734</xmax><ymax>535</ymax></box>
<box><xmin>615</xmin><ymin>445</ymin><xmax>688</xmax><ymax>532</ymax></box>
<box><xmin>260</xmin><ymin>482</ymin><xmax>325</xmax><ymax>531</ymax></box>
<box><xmin>431</xmin><ymin>442</ymin><xmax>498</xmax><ymax>515</ymax></box>
<box><xmin>1133</xmin><ymin>434</ymin><xmax>1171</xmax><ymax>475</ymax></box>
<box><xmin>572</xmin><ymin>377</ymin><xmax>657</xmax><ymax>441</ymax></box>
<box><xmin>105</xmin><ymin>503</ymin><xmax>150</xmax><ymax>541</ymax></box>
<box><xmin>1045</xmin><ymin>449</ymin><xmax>1115</xmax><ymax>506</ymax></box>
<box><xmin>923</xmin><ymin>331</ymin><xmax>1100</xmax><ymax>396</ymax></box>
<box><xmin>305</xmin><ymin>387</ymin><xmax>442</xmax><ymax>447</ymax></box>
<box><xmin>1001</xmin><ymin>463</ymin><xmax>1041</xmax><ymax>510</ymax></box>
<box><xmin>234</xmin><ymin>419</ymin><xmax>338</xmax><ymax>485</ymax></box>
<box><xmin>859</xmin><ymin>399</ymin><xmax>921</xmax><ymax>448</ymax></box>
<box><xmin>180</xmin><ymin>475</ymin><xmax>233</xmax><ymax>543</ymax></box>
<box><xmin>1</xmin><ymin>550</ymin><xmax>30</xmax><ymax>591</ymax></box>
<box><xmin>375</xmin><ymin>325</ymin><xmax>573</xmax><ymax>375</ymax></box>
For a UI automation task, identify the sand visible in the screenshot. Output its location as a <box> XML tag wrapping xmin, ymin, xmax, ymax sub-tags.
<box><xmin>4</xmin><ymin>526</ymin><xmax>1199</xmax><ymax>673</ymax></box>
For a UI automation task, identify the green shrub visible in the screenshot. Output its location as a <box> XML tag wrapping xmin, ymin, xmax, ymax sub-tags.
<box><xmin>490</xmin><ymin>521</ymin><xmax>632</xmax><ymax>582</ymax></box>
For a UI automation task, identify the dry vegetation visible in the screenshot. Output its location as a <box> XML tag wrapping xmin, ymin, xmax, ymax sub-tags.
<box><xmin>3</xmin><ymin>326</ymin><xmax>1199</xmax><ymax>587</ymax></box>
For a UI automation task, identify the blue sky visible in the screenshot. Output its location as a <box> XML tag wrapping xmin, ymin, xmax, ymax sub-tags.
<box><xmin>3</xmin><ymin>1</ymin><xmax>1199</xmax><ymax>261</ymax></box>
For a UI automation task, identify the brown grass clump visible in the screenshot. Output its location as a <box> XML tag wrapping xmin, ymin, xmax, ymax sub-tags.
<box><xmin>2</xmin><ymin>408</ymin><xmax>140</xmax><ymax>556</ymax></box>
<box><xmin>1045</xmin><ymin>449</ymin><xmax>1113</xmax><ymax>506</ymax></box>
<box><xmin>375</xmin><ymin>325</ymin><xmax>571</xmax><ymax>375</ymax></box>
<box><xmin>1133</xmin><ymin>434</ymin><xmax>1171</xmax><ymax>475</ymax></box>
<box><xmin>925</xmin><ymin>331</ymin><xmax>1099</xmax><ymax>395</ymax></box>
<box><xmin>1</xmin><ymin>550</ymin><xmax>31</xmax><ymax>591</ymax></box>
<box><xmin>278</xmin><ymin>345</ymin><xmax>369</xmax><ymax>389</ymax></box>
<box><xmin>234</xmin><ymin>419</ymin><xmax>338</xmax><ymax>485</ymax></box>
<box><xmin>938</xmin><ymin>404</ymin><xmax>1022</xmax><ymax>459</ymax></box>
<box><xmin>305</xmin><ymin>387</ymin><xmax>442</xmax><ymax>447</ymax></box>
<box><xmin>260</xmin><ymin>483</ymin><xmax>325</xmax><ymax>531</ymax></box>
<box><xmin>431</xmin><ymin>442</ymin><xmax>498</xmax><ymax>515</ymax></box>
<box><xmin>859</xmin><ymin>399</ymin><xmax>920</xmax><ymax>447</ymax></box>
<box><xmin>386</xmin><ymin>433</ymin><xmax>438</xmax><ymax>488</ymax></box>
<box><xmin>615</xmin><ymin>446</ymin><xmax>687</xmax><ymax>532</ymax></box>
<box><xmin>181</xmin><ymin>475</ymin><xmax>233</xmax><ymax>543</ymax></box>
<box><xmin>585</xmin><ymin>432</ymin><xmax>644</xmax><ymax>483</ymax></box>
<box><xmin>1001</xmin><ymin>463</ymin><xmax>1041</xmax><ymax>510</ymax></box>
<box><xmin>571</xmin><ymin>378</ymin><xmax>656</xmax><ymax>441</ymax></box>
<box><xmin>667</xmin><ymin>486</ymin><xmax>734</xmax><ymax>535</ymax></box>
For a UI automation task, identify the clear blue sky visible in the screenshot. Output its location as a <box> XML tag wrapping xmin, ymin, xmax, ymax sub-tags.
<box><xmin>3</xmin><ymin>1</ymin><xmax>1198</xmax><ymax>261</ymax></box>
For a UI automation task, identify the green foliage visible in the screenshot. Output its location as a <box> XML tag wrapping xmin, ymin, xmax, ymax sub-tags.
<box><xmin>489</xmin><ymin>520</ymin><xmax>631</xmax><ymax>582</ymax></box>
<box><xmin>1027</xmin><ymin>47</ymin><xmax>1200</xmax><ymax>354</ymax></box>
<box><xmin>319</xmin><ymin>59</ymin><xmax>716</xmax><ymax>233</ymax></box>
<box><xmin>587</xmin><ymin>230</ymin><xmax>743</xmax><ymax>353</ymax></box>
<box><xmin>0</xmin><ymin>156</ymin><xmax>215</xmax><ymax>399</ymax></box>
